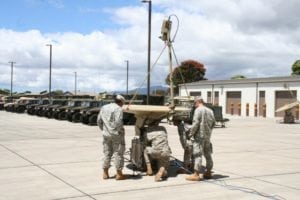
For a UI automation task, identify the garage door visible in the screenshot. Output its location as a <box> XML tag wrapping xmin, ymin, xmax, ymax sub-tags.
<box><xmin>275</xmin><ymin>90</ymin><xmax>299</xmax><ymax>119</ymax></box>
<box><xmin>259</xmin><ymin>91</ymin><xmax>266</xmax><ymax>117</ymax></box>
<box><xmin>226</xmin><ymin>91</ymin><xmax>241</xmax><ymax>115</ymax></box>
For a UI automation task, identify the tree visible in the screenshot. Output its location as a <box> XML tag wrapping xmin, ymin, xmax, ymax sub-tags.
<box><xmin>231</xmin><ymin>75</ymin><xmax>246</xmax><ymax>80</ymax></box>
<box><xmin>52</xmin><ymin>90</ymin><xmax>64</xmax><ymax>96</ymax></box>
<box><xmin>0</xmin><ymin>89</ymin><xmax>10</xmax><ymax>95</ymax></box>
<box><xmin>165</xmin><ymin>59</ymin><xmax>206</xmax><ymax>95</ymax></box>
<box><xmin>291</xmin><ymin>60</ymin><xmax>300</xmax><ymax>75</ymax></box>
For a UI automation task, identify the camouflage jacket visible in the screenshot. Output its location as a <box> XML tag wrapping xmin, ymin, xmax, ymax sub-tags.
<box><xmin>144</xmin><ymin>125</ymin><xmax>172</xmax><ymax>157</ymax></box>
<box><xmin>97</xmin><ymin>103</ymin><xmax>124</xmax><ymax>137</ymax></box>
<box><xmin>190</xmin><ymin>105</ymin><xmax>215</xmax><ymax>140</ymax></box>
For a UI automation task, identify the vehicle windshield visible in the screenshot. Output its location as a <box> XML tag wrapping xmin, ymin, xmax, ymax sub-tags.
<box><xmin>68</xmin><ymin>101</ymin><xmax>75</xmax><ymax>106</ymax></box>
<box><xmin>38</xmin><ymin>99</ymin><xmax>49</xmax><ymax>105</ymax></box>
<box><xmin>74</xmin><ymin>101</ymin><xmax>82</xmax><ymax>106</ymax></box>
<box><xmin>81</xmin><ymin>101</ymin><xmax>91</xmax><ymax>107</ymax></box>
<box><xmin>91</xmin><ymin>101</ymin><xmax>99</xmax><ymax>107</ymax></box>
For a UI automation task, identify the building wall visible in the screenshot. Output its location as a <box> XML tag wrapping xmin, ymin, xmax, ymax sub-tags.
<box><xmin>179</xmin><ymin>80</ymin><xmax>300</xmax><ymax>118</ymax></box>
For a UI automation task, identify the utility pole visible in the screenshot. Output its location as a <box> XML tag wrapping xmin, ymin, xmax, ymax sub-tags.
<box><xmin>8</xmin><ymin>61</ymin><xmax>16</xmax><ymax>99</ymax></box>
<box><xmin>141</xmin><ymin>0</ymin><xmax>152</xmax><ymax>105</ymax></box>
<box><xmin>125</xmin><ymin>60</ymin><xmax>129</xmax><ymax>95</ymax></box>
<box><xmin>46</xmin><ymin>44</ymin><xmax>52</xmax><ymax>99</ymax></box>
<box><xmin>74</xmin><ymin>71</ymin><xmax>77</xmax><ymax>95</ymax></box>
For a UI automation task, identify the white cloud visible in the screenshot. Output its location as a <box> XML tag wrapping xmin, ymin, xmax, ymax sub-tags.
<box><xmin>0</xmin><ymin>0</ymin><xmax>299</xmax><ymax>93</ymax></box>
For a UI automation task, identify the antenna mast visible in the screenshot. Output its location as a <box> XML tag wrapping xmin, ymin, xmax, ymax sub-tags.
<box><xmin>160</xmin><ymin>18</ymin><xmax>174</xmax><ymax>105</ymax></box>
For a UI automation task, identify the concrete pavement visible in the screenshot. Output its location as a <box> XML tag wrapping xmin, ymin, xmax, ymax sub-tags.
<box><xmin>0</xmin><ymin>111</ymin><xmax>299</xmax><ymax>200</ymax></box>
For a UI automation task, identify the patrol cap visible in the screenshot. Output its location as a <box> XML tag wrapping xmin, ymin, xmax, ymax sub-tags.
<box><xmin>116</xmin><ymin>94</ymin><xmax>126</xmax><ymax>103</ymax></box>
<box><xmin>194</xmin><ymin>96</ymin><xmax>204</xmax><ymax>102</ymax></box>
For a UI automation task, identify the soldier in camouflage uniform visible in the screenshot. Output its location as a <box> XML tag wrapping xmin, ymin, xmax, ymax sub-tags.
<box><xmin>186</xmin><ymin>96</ymin><xmax>215</xmax><ymax>181</ymax></box>
<box><xmin>97</xmin><ymin>95</ymin><xmax>126</xmax><ymax>180</ymax></box>
<box><xmin>175</xmin><ymin>121</ymin><xmax>193</xmax><ymax>173</ymax></box>
<box><xmin>143</xmin><ymin>119</ymin><xmax>172</xmax><ymax>182</ymax></box>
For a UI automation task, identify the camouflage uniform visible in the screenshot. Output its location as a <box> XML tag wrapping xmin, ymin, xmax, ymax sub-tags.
<box><xmin>97</xmin><ymin>103</ymin><xmax>125</xmax><ymax>170</ymax></box>
<box><xmin>177</xmin><ymin>122</ymin><xmax>193</xmax><ymax>169</ymax></box>
<box><xmin>190</xmin><ymin>106</ymin><xmax>215</xmax><ymax>172</ymax></box>
<box><xmin>144</xmin><ymin>125</ymin><xmax>172</xmax><ymax>170</ymax></box>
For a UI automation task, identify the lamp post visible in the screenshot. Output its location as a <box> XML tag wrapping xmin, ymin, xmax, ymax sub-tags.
<box><xmin>141</xmin><ymin>0</ymin><xmax>152</xmax><ymax>105</ymax></box>
<box><xmin>46</xmin><ymin>44</ymin><xmax>52</xmax><ymax>99</ymax></box>
<box><xmin>74</xmin><ymin>71</ymin><xmax>77</xmax><ymax>95</ymax></box>
<box><xmin>125</xmin><ymin>60</ymin><xmax>129</xmax><ymax>95</ymax></box>
<box><xmin>8</xmin><ymin>61</ymin><xmax>16</xmax><ymax>99</ymax></box>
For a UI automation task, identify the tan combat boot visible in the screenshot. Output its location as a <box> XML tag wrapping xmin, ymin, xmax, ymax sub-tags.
<box><xmin>116</xmin><ymin>170</ymin><xmax>126</xmax><ymax>180</ymax></box>
<box><xmin>146</xmin><ymin>163</ymin><xmax>153</xmax><ymax>176</ymax></box>
<box><xmin>186</xmin><ymin>171</ymin><xmax>201</xmax><ymax>181</ymax></box>
<box><xmin>154</xmin><ymin>167</ymin><xmax>165</xmax><ymax>182</ymax></box>
<box><xmin>103</xmin><ymin>168</ymin><xmax>109</xmax><ymax>180</ymax></box>
<box><xmin>203</xmin><ymin>170</ymin><xmax>212</xmax><ymax>179</ymax></box>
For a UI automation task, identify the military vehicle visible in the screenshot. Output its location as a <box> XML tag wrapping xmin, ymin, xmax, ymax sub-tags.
<box><xmin>14</xmin><ymin>98</ymin><xmax>39</xmax><ymax>113</ymax></box>
<box><xmin>4</xmin><ymin>102</ymin><xmax>15</xmax><ymax>112</ymax></box>
<box><xmin>3</xmin><ymin>98</ymin><xmax>31</xmax><ymax>112</ymax></box>
<box><xmin>27</xmin><ymin>99</ymin><xmax>50</xmax><ymax>115</ymax></box>
<box><xmin>36</xmin><ymin>100</ymin><xmax>54</xmax><ymax>116</ymax></box>
<box><xmin>80</xmin><ymin>99</ymin><xmax>113</xmax><ymax>125</ymax></box>
<box><xmin>66</xmin><ymin>100</ymin><xmax>101</xmax><ymax>122</ymax></box>
<box><xmin>80</xmin><ymin>99</ymin><xmax>143</xmax><ymax>126</ymax></box>
<box><xmin>172</xmin><ymin>97</ymin><xmax>229</xmax><ymax>127</ymax></box>
<box><xmin>43</xmin><ymin>99</ymin><xmax>69</xmax><ymax>118</ymax></box>
<box><xmin>53</xmin><ymin>100</ymin><xmax>83</xmax><ymax>120</ymax></box>
<box><xmin>0</xmin><ymin>97</ymin><xmax>4</xmax><ymax>110</ymax></box>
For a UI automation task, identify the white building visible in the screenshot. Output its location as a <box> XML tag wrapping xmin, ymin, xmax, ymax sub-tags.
<box><xmin>179</xmin><ymin>76</ymin><xmax>300</xmax><ymax>119</ymax></box>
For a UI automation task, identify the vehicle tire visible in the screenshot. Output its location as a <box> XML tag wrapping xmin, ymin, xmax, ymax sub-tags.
<box><xmin>89</xmin><ymin>114</ymin><xmax>98</xmax><ymax>125</ymax></box>
<box><xmin>72</xmin><ymin>113</ymin><xmax>81</xmax><ymax>122</ymax></box>
<box><xmin>59</xmin><ymin>112</ymin><xmax>67</xmax><ymax>120</ymax></box>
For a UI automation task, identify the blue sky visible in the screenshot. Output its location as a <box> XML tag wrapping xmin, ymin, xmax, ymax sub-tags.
<box><xmin>0</xmin><ymin>0</ymin><xmax>140</xmax><ymax>33</ymax></box>
<box><xmin>0</xmin><ymin>0</ymin><xmax>299</xmax><ymax>93</ymax></box>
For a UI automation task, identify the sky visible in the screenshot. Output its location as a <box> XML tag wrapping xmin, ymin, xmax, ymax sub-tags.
<box><xmin>0</xmin><ymin>0</ymin><xmax>299</xmax><ymax>94</ymax></box>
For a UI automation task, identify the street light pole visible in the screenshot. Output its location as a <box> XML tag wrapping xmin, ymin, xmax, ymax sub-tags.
<box><xmin>125</xmin><ymin>60</ymin><xmax>129</xmax><ymax>95</ymax></box>
<box><xmin>74</xmin><ymin>71</ymin><xmax>77</xmax><ymax>95</ymax></box>
<box><xmin>46</xmin><ymin>44</ymin><xmax>52</xmax><ymax>99</ymax></box>
<box><xmin>8</xmin><ymin>61</ymin><xmax>16</xmax><ymax>99</ymax></box>
<box><xmin>142</xmin><ymin>0</ymin><xmax>152</xmax><ymax>105</ymax></box>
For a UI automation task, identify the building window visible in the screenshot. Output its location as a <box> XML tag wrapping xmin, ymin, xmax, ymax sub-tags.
<box><xmin>190</xmin><ymin>91</ymin><xmax>201</xmax><ymax>96</ymax></box>
<box><xmin>214</xmin><ymin>91</ymin><xmax>219</xmax><ymax>105</ymax></box>
<box><xmin>207</xmin><ymin>91</ymin><xmax>211</xmax><ymax>103</ymax></box>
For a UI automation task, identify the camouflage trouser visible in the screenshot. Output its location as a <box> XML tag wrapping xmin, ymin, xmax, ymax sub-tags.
<box><xmin>177</xmin><ymin>123</ymin><xmax>193</xmax><ymax>168</ymax></box>
<box><xmin>183</xmin><ymin>141</ymin><xmax>193</xmax><ymax>168</ymax></box>
<box><xmin>145</xmin><ymin>146</ymin><xmax>170</xmax><ymax>169</ymax></box>
<box><xmin>102</xmin><ymin>133</ymin><xmax>125</xmax><ymax>170</ymax></box>
<box><xmin>192</xmin><ymin>138</ymin><xmax>213</xmax><ymax>172</ymax></box>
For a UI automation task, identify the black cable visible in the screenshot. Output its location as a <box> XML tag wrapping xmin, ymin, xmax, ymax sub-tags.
<box><xmin>208</xmin><ymin>179</ymin><xmax>287</xmax><ymax>200</ymax></box>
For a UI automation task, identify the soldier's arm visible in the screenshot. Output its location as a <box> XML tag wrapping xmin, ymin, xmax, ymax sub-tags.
<box><xmin>97</xmin><ymin>111</ymin><xmax>103</xmax><ymax>130</ymax></box>
<box><xmin>112</xmin><ymin>108</ymin><xmax>124</xmax><ymax>132</ymax></box>
<box><xmin>189</xmin><ymin>109</ymin><xmax>200</xmax><ymax>137</ymax></box>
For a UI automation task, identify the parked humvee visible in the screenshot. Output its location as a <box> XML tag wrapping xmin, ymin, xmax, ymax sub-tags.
<box><xmin>43</xmin><ymin>99</ymin><xmax>69</xmax><ymax>118</ymax></box>
<box><xmin>53</xmin><ymin>100</ymin><xmax>83</xmax><ymax>120</ymax></box>
<box><xmin>67</xmin><ymin>100</ymin><xmax>101</xmax><ymax>123</ymax></box>
<box><xmin>27</xmin><ymin>99</ymin><xmax>50</xmax><ymax>115</ymax></box>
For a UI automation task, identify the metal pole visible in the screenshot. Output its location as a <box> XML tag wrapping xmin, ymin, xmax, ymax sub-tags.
<box><xmin>142</xmin><ymin>0</ymin><xmax>152</xmax><ymax>105</ymax></box>
<box><xmin>8</xmin><ymin>61</ymin><xmax>16</xmax><ymax>99</ymax></box>
<box><xmin>46</xmin><ymin>44</ymin><xmax>52</xmax><ymax>99</ymax></box>
<box><xmin>74</xmin><ymin>71</ymin><xmax>77</xmax><ymax>95</ymax></box>
<box><xmin>167</xmin><ymin>42</ymin><xmax>174</xmax><ymax>105</ymax></box>
<box><xmin>125</xmin><ymin>60</ymin><xmax>129</xmax><ymax>95</ymax></box>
